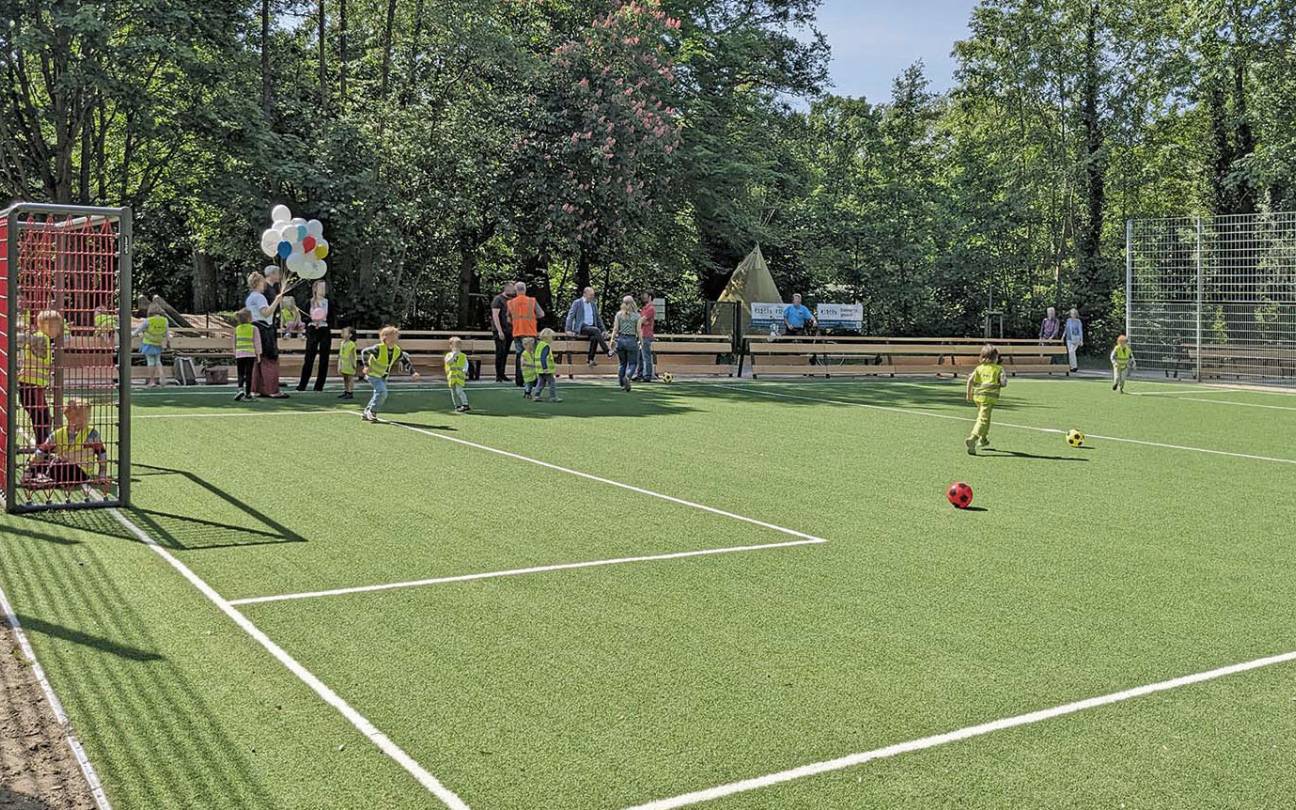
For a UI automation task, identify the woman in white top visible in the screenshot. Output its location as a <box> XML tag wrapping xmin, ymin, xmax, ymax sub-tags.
<box><xmin>246</xmin><ymin>270</ymin><xmax>290</xmax><ymax>398</ymax></box>
<box><xmin>297</xmin><ymin>280</ymin><xmax>332</xmax><ymax>392</ymax></box>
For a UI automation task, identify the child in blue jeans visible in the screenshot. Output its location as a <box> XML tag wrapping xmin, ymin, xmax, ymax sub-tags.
<box><xmin>359</xmin><ymin>326</ymin><xmax>419</xmax><ymax>422</ymax></box>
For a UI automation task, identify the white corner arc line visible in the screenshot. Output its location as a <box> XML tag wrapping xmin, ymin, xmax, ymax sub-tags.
<box><xmin>0</xmin><ymin>583</ymin><xmax>113</xmax><ymax>810</ymax></box>
<box><xmin>719</xmin><ymin>385</ymin><xmax>1296</xmax><ymax>466</ymax></box>
<box><xmin>382</xmin><ymin>420</ymin><xmax>828</xmax><ymax>543</ymax></box>
<box><xmin>627</xmin><ymin>648</ymin><xmax>1296</xmax><ymax>810</ymax></box>
<box><xmin>106</xmin><ymin>509</ymin><xmax>469</xmax><ymax>810</ymax></box>
<box><xmin>230</xmin><ymin>539</ymin><xmax>824</xmax><ymax>606</ymax></box>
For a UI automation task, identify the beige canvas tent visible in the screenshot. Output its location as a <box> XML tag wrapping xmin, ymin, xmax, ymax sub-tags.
<box><xmin>710</xmin><ymin>244</ymin><xmax>783</xmax><ymax>336</ymax></box>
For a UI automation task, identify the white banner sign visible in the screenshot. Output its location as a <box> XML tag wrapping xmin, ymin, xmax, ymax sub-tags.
<box><xmin>816</xmin><ymin>303</ymin><xmax>864</xmax><ymax>330</ymax></box>
<box><xmin>749</xmin><ymin>302</ymin><xmax>787</xmax><ymax>331</ymax></box>
<box><xmin>652</xmin><ymin>297</ymin><xmax>666</xmax><ymax>322</ymax></box>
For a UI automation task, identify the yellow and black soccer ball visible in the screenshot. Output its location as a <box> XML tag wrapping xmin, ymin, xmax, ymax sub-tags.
<box><xmin>1067</xmin><ymin>429</ymin><xmax>1085</xmax><ymax>448</ymax></box>
<box><xmin>661</xmin><ymin>372</ymin><xmax>674</xmax><ymax>384</ymax></box>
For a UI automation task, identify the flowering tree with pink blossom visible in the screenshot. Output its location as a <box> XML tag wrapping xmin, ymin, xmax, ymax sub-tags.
<box><xmin>512</xmin><ymin>1</ymin><xmax>684</xmax><ymax>289</ymax></box>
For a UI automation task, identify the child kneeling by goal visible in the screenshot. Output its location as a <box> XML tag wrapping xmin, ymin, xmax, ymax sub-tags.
<box><xmin>360</xmin><ymin>325</ymin><xmax>419</xmax><ymax>422</ymax></box>
<box><xmin>30</xmin><ymin>398</ymin><xmax>108</xmax><ymax>487</ymax></box>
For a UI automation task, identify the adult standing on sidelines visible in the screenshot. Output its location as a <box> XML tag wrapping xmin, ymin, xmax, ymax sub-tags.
<box><xmin>490</xmin><ymin>281</ymin><xmax>516</xmax><ymax>383</ymax></box>
<box><xmin>507</xmin><ymin>281</ymin><xmax>545</xmax><ymax>387</ymax></box>
<box><xmin>635</xmin><ymin>291</ymin><xmax>657</xmax><ymax>382</ymax></box>
<box><xmin>613</xmin><ymin>295</ymin><xmax>642</xmax><ymax>392</ymax></box>
<box><xmin>565</xmin><ymin>287</ymin><xmax>611</xmax><ymax>365</ymax></box>
<box><xmin>297</xmin><ymin>280</ymin><xmax>332</xmax><ymax>392</ymax></box>
<box><xmin>1064</xmin><ymin>308</ymin><xmax>1084</xmax><ymax>372</ymax></box>
<box><xmin>783</xmin><ymin>294</ymin><xmax>816</xmax><ymax>336</ymax></box>
<box><xmin>1039</xmin><ymin>306</ymin><xmax>1061</xmax><ymax>343</ymax></box>
<box><xmin>245</xmin><ymin>270</ymin><xmax>290</xmax><ymax>399</ymax></box>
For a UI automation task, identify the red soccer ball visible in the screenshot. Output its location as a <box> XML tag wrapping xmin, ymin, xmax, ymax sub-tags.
<box><xmin>947</xmin><ymin>481</ymin><xmax>974</xmax><ymax>509</ymax></box>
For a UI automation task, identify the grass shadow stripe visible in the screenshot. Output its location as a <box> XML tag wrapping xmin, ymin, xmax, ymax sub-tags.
<box><xmin>229</xmin><ymin>539</ymin><xmax>826</xmax><ymax>606</ymax></box>
<box><xmin>380</xmin><ymin>419</ymin><xmax>830</xmax><ymax>542</ymax></box>
<box><xmin>105</xmin><ymin>509</ymin><xmax>470</xmax><ymax>810</ymax></box>
<box><xmin>626</xmin><ymin>648</ymin><xmax>1296</xmax><ymax>810</ymax></box>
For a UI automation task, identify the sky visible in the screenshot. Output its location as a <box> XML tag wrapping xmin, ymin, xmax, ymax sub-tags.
<box><xmin>811</xmin><ymin>0</ymin><xmax>981</xmax><ymax>103</ymax></box>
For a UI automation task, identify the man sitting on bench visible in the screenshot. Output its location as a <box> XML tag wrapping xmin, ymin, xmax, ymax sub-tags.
<box><xmin>783</xmin><ymin>294</ymin><xmax>816</xmax><ymax>337</ymax></box>
<box><xmin>565</xmin><ymin>287</ymin><xmax>612</xmax><ymax>365</ymax></box>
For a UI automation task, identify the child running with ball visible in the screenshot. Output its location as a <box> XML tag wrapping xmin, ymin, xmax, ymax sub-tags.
<box><xmin>359</xmin><ymin>325</ymin><xmax>419</xmax><ymax>423</ymax></box>
<box><xmin>965</xmin><ymin>344</ymin><xmax>1006</xmax><ymax>456</ymax></box>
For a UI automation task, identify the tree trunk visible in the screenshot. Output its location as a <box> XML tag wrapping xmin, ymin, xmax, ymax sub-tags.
<box><xmin>339</xmin><ymin>0</ymin><xmax>349</xmax><ymax>103</ymax></box>
<box><xmin>402</xmin><ymin>0</ymin><xmax>424</xmax><ymax>103</ymax></box>
<box><xmin>575</xmin><ymin>247</ymin><xmax>591</xmax><ymax>293</ymax></box>
<box><xmin>380</xmin><ymin>0</ymin><xmax>398</xmax><ymax>97</ymax></box>
<box><xmin>457</xmin><ymin>236</ymin><xmax>477</xmax><ymax>328</ymax></box>
<box><xmin>318</xmin><ymin>0</ymin><xmax>327</xmax><ymax>107</ymax></box>
<box><xmin>261</xmin><ymin>0</ymin><xmax>273</xmax><ymax>117</ymax></box>
<box><xmin>192</xmin><ymin>250</ymin><xmax>218</xmax><ymax>313</ymax></box>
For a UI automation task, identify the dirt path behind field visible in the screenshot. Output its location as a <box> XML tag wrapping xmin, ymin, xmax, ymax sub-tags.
<box><xmin>1</xmin><ymin>620</ymin><xmax>98</xmax><ymax>810</ymax></box>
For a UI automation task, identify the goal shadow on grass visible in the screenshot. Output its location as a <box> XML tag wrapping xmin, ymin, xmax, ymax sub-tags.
<box><xmin>1</xmin><ymin>529</ymin><xmax>276</xmax><ymax>806</ymax></box>
<box><xmin>27</xmin><ymin>464</ymin><xmax>305</xmax><ymax>551</ymax></box>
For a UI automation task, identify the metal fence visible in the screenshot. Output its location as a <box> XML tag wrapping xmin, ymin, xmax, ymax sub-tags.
<box><xmin>1126</xmin><ymin>212</ymin><xmax>1296</xmax><ymax>385</ymax></box>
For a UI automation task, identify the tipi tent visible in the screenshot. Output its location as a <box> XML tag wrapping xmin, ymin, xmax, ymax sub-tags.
<box><xmin>710</xmin><ymin>244</ymin><xmax>783</xmax><ymax>336</ymax></box>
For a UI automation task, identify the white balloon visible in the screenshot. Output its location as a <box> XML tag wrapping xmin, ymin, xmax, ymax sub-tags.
<box><xmin>260</xmin><ymin>229</ymin><xmax>279</xmax><ymax>257</ymax></box>
<box><xmin>271</xmin><ymin>204</ymin><xmax>292</xmax><ymax>223</ymax></box>
<box><xmin>285</xmin><ymin>254</ymin><xmax>307</xmax><ymax>273</ymax></box>
<box><xmin>278</xmin><ymin>223</ymin><xmax>295</xmax><ymax>242</ymax></box>
<box><xmin>298</xmin><ymin>259</ymin><xmax>327</xmax><ymax>280</ymax></box>
<box><xmin>291</xmin><ymin>217</ymin><xmax>307</xmax><ymax>226</ymax></box>
<box><xmin>307</xmin><ymin>219</ymin><xmax>324</xmax><ymax>238</ymax></box>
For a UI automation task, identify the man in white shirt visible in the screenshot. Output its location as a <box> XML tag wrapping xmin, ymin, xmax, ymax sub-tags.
<box><xmin>565</xmin><ymin>287</ymin><xmax>611</xmax><ymax>365</ymax></box>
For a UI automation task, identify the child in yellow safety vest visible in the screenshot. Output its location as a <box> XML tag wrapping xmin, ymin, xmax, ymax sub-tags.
<box><xmin>965</xmin><ymin>344</ymin><xmax>1006</xmax><ymax>456</ymax></box>
<box><xmin>520</xmin><ymin>337</ymin><xmax>539</xmax><ymax>400</ymax></box>
<box><xmin>1110</xmin><ymin>335</ymin><xmax>1136</xmax><ymax>393</ymax></box>
<box><xmin>444</xmin><ymin>336</ymin><xmax>471</xmax><ymax>412</ymax></box>
<box><xmin>31</xmin><ymin>398</ymin><xmax>107</xmax><ymax>486</ymax></box>
<box><xmin>131</xmin><ymin>299</ymin><xmax>169</xmax><ymax>388</ymax></box>
<box><xmin>359</xmin><ymin>325</ymin><xmax>419</xmax><ymax>422</ymax></box>
<box><xmin>280</xmin><ymin>295</ymin><xmax>305</xmax><ymax>338</ymax></box>
<box><xmin>18</xmin><ymin>309</ymin><xmax>63</xmax><ymax>445</ymax></box>
<box><xmin>337</xmin><ymin>326</ymin><xmax>358</xmax><ymax>400</ymax></box>
<box><xmin>93</xmin><ymin>305</ymin><xmax>118</xmax><ymax>344</ymax></box>
<box><xmin>532</xmin><ymin>328</ymin><xmax>561</xmax><ymax>403</ymax></box>
<box><xmin>232</xmin><ymin>308</ymin><xmax>262</xmax><ymax>402</ymax></box>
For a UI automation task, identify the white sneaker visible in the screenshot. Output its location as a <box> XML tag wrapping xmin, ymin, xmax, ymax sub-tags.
<box><xmin>362</xmin><ymin>409</ymin><xmax>376</xmax><ymax>422</ymax></box>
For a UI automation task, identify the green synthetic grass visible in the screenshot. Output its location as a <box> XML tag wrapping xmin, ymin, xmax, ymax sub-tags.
<box><xmin>2</xmin><ymin>376</ymin><xmax>1295</xmax><ymax>808</ymax></box>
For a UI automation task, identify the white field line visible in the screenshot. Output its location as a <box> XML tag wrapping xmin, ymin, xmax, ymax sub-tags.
<box><xmin>134</xmin><ymin>409</ymin><xmax>351</xmax><ymax>419</ymax></box>
<box><xmin>715</xmin><ymin>385</ymin><xmax>1296</xmax><ymax>466</ymax></box>
<box><xmin>383</xmin><ymin>419</ymin><xmax>829</xmax><ymax>543</ymax></box>
<box><xmin>1171</xmin><ymin>397</ymin><xmax>1296</xmax><ymax>412</ymax></box>
<box><xmin>106</xmin><ymin>509</ymin><xmax>469</xmax><ymax>810</ymax></box>
<box><xmin>0</xmin><ymin>583</ymin><xmax>113</xmax><ymax>810</ymax></box>
<box><xmin>230</xmin><ymin>539</ymin><xmax>823</xmax><ymax>606</ymax></box>
<box><xmin>627</xmin><ymin>647</ymin><xmax>1296</xmax><ymax>810</ymax></box>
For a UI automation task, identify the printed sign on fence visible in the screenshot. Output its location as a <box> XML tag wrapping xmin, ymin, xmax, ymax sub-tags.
<box><xmin>816</xmin><ymin>303</ymin><xmax>864</xmax><ymax>331</ymax></box>
<box><xmin>652</xmin><ymin>297</ymin><xmax>666</xmax><ymax>322</ymax></box>
<box><xmin>749</xmin><ymin>302</ymin><xmax>788</xmax><ymax>332</ymax></box>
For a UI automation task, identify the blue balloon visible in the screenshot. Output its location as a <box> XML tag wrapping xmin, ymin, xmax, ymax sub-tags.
<box><xmin>296</xmin><ymin>224</ymin><xmax>308</xmax><ymax>242</ymax></box>
<box><xmin>277</xmin><ymin>241</ymin><xmax>292</xmax><ymax>259</ymax></box>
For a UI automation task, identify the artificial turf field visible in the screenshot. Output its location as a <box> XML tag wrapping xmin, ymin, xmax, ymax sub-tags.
<box><xmin>2</xmin><ymin>375</ymin><xmax>1295</xmax><ymax>809</ymax></box>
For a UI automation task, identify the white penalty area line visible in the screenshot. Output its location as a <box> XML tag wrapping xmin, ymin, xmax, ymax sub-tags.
<box><xmin>106</xmin><ymin>509</ymin><xmax>469</xmax><ymax>810</ymax></box>
<box><xmin>1162</xmin><ymin>397</ymin><xmax>1296</xmax><ymax>412</ymax></box>
<box><xmin>628</xmin><ymin>647</ymin><xmax>1296</xmax><ymax>810</ymax></box>
<box><xmin>0</xmin><ymin>583</ymin><xmax>113</xmax><ymax>810</ymax></box>
<box><xmin>716</xmin><ymin>385</ymin><xmax>1296</xmax><ymax>466</ymax></box>
<box><xmin>382</xmin><ymin>419</ymin><xmax>829</xmax><ymax>544</ymax></box>
<box><xmin>230</xmin><ymin>539</ymin><xmax>824</xmax><ymax>606</ymax></box>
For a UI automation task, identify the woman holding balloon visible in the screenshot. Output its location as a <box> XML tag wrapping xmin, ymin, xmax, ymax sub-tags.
<box><xmin>246</xmin><ymin>270</ymin><xmax>290</xmax><ymax>398</ymax></box>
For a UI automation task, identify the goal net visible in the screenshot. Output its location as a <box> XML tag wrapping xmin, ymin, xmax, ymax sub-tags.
<box><xmin>1127</xmin><ymin>212</ymin><xmax>1296</xmax><ymax>385</ymax></box>
<box><xmin>1</xmin><ymin>204</ymin><xmax>132</xmax><ymax>513</ymax></box>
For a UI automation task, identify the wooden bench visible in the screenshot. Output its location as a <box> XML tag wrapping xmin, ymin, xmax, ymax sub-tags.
<box><xmin>745</xmin><ymin>336</ymin><xmax>1070</xmax><ymax>379</ymax></box>
<box><xmin>553</xmin><ymin>334</ymin><xmax>737</xmax><ymax>379</ymax></box>
<box><xmin>1182</xmin><ymin>343</ymin><xmax>1296</xmax><ymax>381</ymax></box>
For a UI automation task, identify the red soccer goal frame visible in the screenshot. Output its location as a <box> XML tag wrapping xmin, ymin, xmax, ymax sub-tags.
<box><xmin>1</xmin><ymin>203</ymin><xmax>132</xmax><ymax>513</ymax></box>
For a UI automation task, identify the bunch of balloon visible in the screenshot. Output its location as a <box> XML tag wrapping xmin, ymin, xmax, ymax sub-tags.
<box><xmin>259</xmin><ymin>204</ymin><xmax>329</xmax><ymax>293</ymax></box>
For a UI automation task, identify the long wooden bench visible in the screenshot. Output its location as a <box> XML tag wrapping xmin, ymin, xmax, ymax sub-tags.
<box><xmin>745</xmin><ymin>336</ymin><xmax>1069</xmax><ymax>379</ymax></box>
<box><xmin>553</xmin><ymin>334</ymin><xmax>736</xmax><ymax>379</ymax></box>
<box><xmin>1181</xmin><ymin>343</ymin><xmax>1296</xmax><ymax>381</ymax></box>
